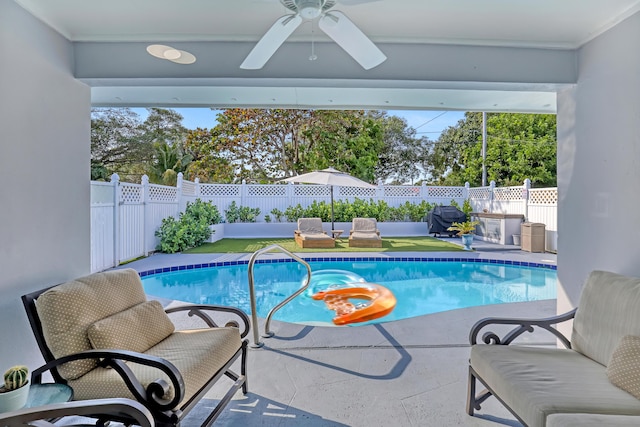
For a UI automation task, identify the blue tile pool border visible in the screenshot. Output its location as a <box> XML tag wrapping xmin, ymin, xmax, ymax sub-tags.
<box><xmin>137</xmin><ymin>256</ymin><xmax>556</xmax><ymax>278</ymax></box>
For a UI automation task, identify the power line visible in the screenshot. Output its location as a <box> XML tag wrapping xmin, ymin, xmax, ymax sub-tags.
<box><xmin>413</xmin><ymin>111</ymin><xmax>448</xmax><ymax>130</ymax></box>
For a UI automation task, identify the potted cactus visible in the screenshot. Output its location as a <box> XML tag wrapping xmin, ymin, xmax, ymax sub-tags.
<box><xmin>0</xmin><ymin>365</ymin><xmax>30</xmax><ymax>412</ymax></box>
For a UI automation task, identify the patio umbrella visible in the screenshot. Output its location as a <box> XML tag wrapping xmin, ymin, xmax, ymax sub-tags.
<box><xmin>280</xmin><ymin>167</ymin><xmax>377</xmax><ymax>231</ymax></box>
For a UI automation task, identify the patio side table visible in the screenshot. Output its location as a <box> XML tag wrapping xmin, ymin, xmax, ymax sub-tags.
<box><xmin>331</xmin><ymin>229</ymin><xmax>344</xmax><ymax>241</ymax></box>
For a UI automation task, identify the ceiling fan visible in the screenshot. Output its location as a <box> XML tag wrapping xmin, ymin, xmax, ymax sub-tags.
<box><xmin>241</xmin><ymin>0</ymin><xmax>386</xmax><ymax>70</ymax></box>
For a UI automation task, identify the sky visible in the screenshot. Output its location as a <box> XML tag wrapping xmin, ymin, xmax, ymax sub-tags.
<box><xmin>132</xmin><ymin>107</ymin><xmax>466</xmax><ymax>140</ymax></box>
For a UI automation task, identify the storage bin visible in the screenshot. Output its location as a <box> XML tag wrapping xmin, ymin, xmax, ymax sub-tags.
<box><xmin>521</xmin><ymin>222</ymin><xmax>545</xmax><ymax>252</ymax></box>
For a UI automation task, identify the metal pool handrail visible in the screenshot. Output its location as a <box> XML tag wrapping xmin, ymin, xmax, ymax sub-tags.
<box><xmin>247</xmin><ymin>244</ymin><xmax>312</xmax><ymax>348</ymax></box>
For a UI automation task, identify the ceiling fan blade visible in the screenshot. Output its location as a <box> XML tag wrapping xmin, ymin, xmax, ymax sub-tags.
<box><xmin>240</xmin><ymin>14</ymin><xmax>304</xmax><ymax>70</ymax></box>
<box><xmin>318</xmin><ymin>11</ymin><xmax>386</xmax><ymax>70</ymax></box>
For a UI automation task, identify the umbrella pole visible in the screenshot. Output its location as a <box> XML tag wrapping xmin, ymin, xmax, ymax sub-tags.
<box><xmin>330</xmin><ymin>185</ymin><xmax>335</xmax><ymax>231</ymax></box>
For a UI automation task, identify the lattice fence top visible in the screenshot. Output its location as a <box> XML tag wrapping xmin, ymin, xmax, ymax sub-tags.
<box><xmin>120</xmin><ymin>183</ymin><xmax>143</xmax><ymax>203</ymax></box>
<box><xmin>529</xmin><ymin>188</ymin><xmax>558</xmax><ymax>204</ymax></box>
<box><xmin>199</xmin><ymin>184</ymin><xmax>241</xmax><ymax>197</ymax></box>
<box><xmin>248</xmin><ymin>185</ymin><xmax>287</xmax><ymax>197</ymax></box>
<box><xmin>149</xmin><ymin>185</ymin><xmax>178</xmax><ymax>203</ymax></box>
<box><xmin>294</xmin><ymin>185</ymin><xmax>329</xmax><ymax>197</ymax></box>
<box><xmin>181</xmin><ymin>180</ymin><xmax>196</xmax><ymax>196</ymax></box>
<box><xmin>468</xmin><ymin>187</ymin><xmax>490</xmax><ymax>200</ymax></box>
<box><xmin>337</xmin><ymin>186</ymin><xmax>376</xmax><ymax>198</ymax></box>
<box><xmin>91</xmin><ymin>183</ymin><xmax>114</xmax><ymax>204</ymax></box>
<box><xmin>427</xmin><ymin>186</ymin><xmax>464</xmax><ymax>198</ymax></box>
<box><xmin>493</xmin><ymin>186</ymin><xmax>524</xmax><ymax>201</ymax></box>
<box><xmin>384</xmin><ymin>186</ymin><xmax>421</xmax><ymax>198</ymax></box>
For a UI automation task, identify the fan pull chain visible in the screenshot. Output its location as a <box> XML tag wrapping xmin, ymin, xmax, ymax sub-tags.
<box><xmin>309</xmin><ymin>20</ymin><xmax>318</xmax><ymax>61</ymax></box>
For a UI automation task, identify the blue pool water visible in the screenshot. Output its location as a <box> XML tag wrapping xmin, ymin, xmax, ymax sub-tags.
<box><xmin>141</xmin><ymin>259</ymin><xmax>556</xmax><ymax>326</ymax></box>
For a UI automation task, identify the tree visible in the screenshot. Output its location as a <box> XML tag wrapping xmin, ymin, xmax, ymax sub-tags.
<box><xmin>426</xmin><ymin>112</ymin><xmax>556</xmax><ymax>187</ymax></box>
<box><xmin>371</xmin><ymin>112</ymin><xmax>431</xmax><ymax>184</ymax></box>
<box><xmin>90</xmin><ymin>107</ymin><xmax>191</xmax><ymax>182</ymax></box>
<box><xmin>425</xmin><ymin>112</ymin><xmax>483</xmax><ymax>185</ymax></box>
<box><xmin>90</xmin><ymin>108</ymin><xmax>142</xmax><ymax>180</ymax></box>
<box><xmin>183</xmin><ymin>128</ymin><xmax>235</xmax><ymax>183</ymax></box>
<box><xmin>208</xmin><ymin>109</ymin><xmax>385</xmax><ymax>183</ymax></box>
<box><xmin>301</xmin><ymin>110</ymin><xmax>384</xmax><ymax>182</ymax></box>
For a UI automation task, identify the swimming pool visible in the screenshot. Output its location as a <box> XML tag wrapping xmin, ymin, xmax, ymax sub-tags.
<box><xmin>140</xmin><ymin>258</ymin><xmax>556</xmax><ymax>326</ymax></box>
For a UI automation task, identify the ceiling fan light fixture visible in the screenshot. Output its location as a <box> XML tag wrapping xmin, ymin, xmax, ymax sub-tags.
<box><xmin>297</xmin><ymin>0</ymin><xmax>323</xmax><ymax>20</ymax></box>
<box><xmin>163</xmin><ymin>49</ymin><xmax>181</xmax><ymax>60</ymax></box>
<box><xmin>146</xmin><ymin>44</ymin><xmax>196</xmax><ymax>65</ymax></box>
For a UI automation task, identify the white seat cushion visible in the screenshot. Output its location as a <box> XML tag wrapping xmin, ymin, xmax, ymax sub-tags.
<box><xmin>471</xmin><ymin>344</ymin><xmax>640</xmax><ymax>427</ymax></box>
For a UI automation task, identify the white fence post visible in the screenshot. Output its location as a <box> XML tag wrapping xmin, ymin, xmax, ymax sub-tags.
<box><xmin>464</xmin><ymin>182</ymin><xmax>470</xmax><ymax>201</ymax></box>
<box><xmin>489</xmin><ymin>181</ymin><xmax>496</xmax><ymax>213</ymax></box>
<box><xmin>111</xmin><ymin>173</ymin><xmax>121</xmax><ymax>266</ymax></box>
<box><xmin>195</xmin><ymin>177</ymin><xmax>200</xmax><ymax>197</ymax></box>
<box><xmin>241</xmin><ymin>180</ymin><xmax>247</xmax><ymax>205</ymax></box>
<box><xmin>286</xmin><ymin>182</ymin><xmax>294</xmax><ymax>208</ymax></box>
<box><xmin>142</xmin><ymin>175</ymin><xmax>150</xmax><ymax>256</ymax></box>
<box><xmin>523</xmin><ymin>178</ymin><xmax>531</xmax><ymax>221</ymax></box>
<box><xmin>176</xmin><ymin>173</ymin><xmax>184</xmax><ymax>215</ymax></box>
<box><xmin>376</xmin><ymin>181</ymin><xmax>384</xmax><ymax>201</ymax></box>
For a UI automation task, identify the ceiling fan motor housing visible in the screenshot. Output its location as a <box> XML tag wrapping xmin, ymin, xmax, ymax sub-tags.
<box><xmin>282</xmin><ymin>0</ymin><xmax>336</xmax><ymax>20</ymax></box>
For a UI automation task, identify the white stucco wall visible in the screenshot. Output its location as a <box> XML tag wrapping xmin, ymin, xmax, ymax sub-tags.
<box><xmin>557</xmin><ymin>11</ymin><xmax>640</xmax><ymax>317</ymax></box>
<box><xmin>0</xmin><ymin>1</ymin><xmax>91</xmax><ymax>367</ymax></box>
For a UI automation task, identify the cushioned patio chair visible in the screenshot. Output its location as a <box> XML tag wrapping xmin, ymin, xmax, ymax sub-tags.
<box><xmin>0</xmin><ymin>398</ymin><xmax>155</xmax><ymax>427</ymax></box>
<box><xmin>348</xmin><ymin>218</ymin><xmax>382</xmax><ymax>248</ymax></box>
<box><xmin>22</xmin><ymin>268</ymin><xmax>250</xmax><ymax>427</ymax></box>
<box><xmin>294</xmin><ymin>217</ymin><xmax>335</xmax><ymax>248</ymax></box>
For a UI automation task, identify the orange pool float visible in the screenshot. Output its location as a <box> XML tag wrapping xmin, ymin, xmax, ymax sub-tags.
<box><xmin>311</xmin><ymin>283</ymin><xmax>397</xmax><ymax>325</ymax></box>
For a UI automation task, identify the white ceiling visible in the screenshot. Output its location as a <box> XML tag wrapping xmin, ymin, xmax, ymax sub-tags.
<box><xmin>16</xmin><ymin>0</ymin><xmax>640</xmax><ymax>48</ymax></box>
<box><xmin>14</xmin><ymin>0</ymin><xmax>640</xmax><ymax>112</ymax></box>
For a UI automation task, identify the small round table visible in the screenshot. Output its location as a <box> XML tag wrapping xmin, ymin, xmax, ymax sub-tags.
<box><xmin>331</xmin><ymin>229</ymin><xmax>344</xmax><ymax>241</ymax></box>
<box><xmin>24</xmin><ymin>383</ymin><xmax>73</xmax><ymax>408</ymax></box>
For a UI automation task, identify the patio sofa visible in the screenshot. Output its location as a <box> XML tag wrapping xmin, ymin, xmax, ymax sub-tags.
<box><xmin>22</xmin><ymin>268</ymin><xmax>250</xmax><ymax>427</ymax></box>
<box><xmin>294</xmin><ymin>218</ymin><xmax>335</xmax><ymax>248</ymax></box>
<box><xmin>467</xmin><ymin>270</ymin><xmax>640</xmax><ymax>427</ymax></box>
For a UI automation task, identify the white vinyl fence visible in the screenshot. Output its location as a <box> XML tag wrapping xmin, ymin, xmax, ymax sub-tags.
<box><xmin>90</xmin><ymin>174</ymin><xmax>558</xmax><ymax>272</ymax></box>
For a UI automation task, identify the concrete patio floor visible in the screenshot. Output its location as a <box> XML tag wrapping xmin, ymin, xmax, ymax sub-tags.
<box><xmin>118</xmin><ymin>238</ymin><xmax>557</xmax><ymax>427</ymax></box>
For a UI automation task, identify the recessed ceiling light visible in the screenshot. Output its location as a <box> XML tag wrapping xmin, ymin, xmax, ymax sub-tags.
<box><xmin>146</xmin><ymin>44</ymin><xmax>196</xmax><ymax>64</ymax></box>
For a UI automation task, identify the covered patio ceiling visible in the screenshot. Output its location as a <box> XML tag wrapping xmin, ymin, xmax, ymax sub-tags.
<box><xmin>15</xmin><ymin>0</ymin><xmax>640</xmax><ymax>112</ymax></box>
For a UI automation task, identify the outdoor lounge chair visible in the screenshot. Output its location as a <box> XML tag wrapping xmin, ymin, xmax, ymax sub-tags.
<box><xmin>348</xmin><ymin>218</ymin><xmax>382</xmax><ymax>248</ymax></box>
<box><xmin>0</xmin><ymin>398</ymin><xmax>155</xmax><ymax>427</ymax></box>
<box><xmin>21</xmin><ymin>268</ymin><xmax>250</xmax><ymax>427</ymax></box>
<box><xmin>294</xmin><ymin>218</ymin><xmax>335</xmax><ymax>248</ymax></box>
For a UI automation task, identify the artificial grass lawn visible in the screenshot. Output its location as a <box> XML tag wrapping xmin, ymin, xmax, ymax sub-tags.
<box><xmin>185</xmin><ymin>236</ymin><xmax>465</xmax><ymax>253</ymax></box>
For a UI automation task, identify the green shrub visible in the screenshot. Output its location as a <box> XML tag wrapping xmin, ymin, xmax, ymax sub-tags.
<box><xmin>281</xmin><ymin>198</ymin><xmax>433</xmax><ymax>223</ymax></box>
<box><xmin>270</xmin><ymin>208</ymin><xmax>284</xmax><ymax>222</ymax></box>
<box><xmin>224</xmin><ymin>201</ymin><xmax>260</xmax><ymax>223</ymax></box>
<box><xmin>155</xmin><ymin>199</ymin><xmax>222</xmax><ymax>253</ymax></box>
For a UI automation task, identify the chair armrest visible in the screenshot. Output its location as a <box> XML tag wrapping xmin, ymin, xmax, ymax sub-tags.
<box><xmin>165</xmin><ymin>304</ymin><xmax>251</xmax><ymax>338</ymax></box>
<box><xmin>294</xmin><ymin>230</ymin><xmax>301</xmax><ymax>236</ymax></box>
<box><xmin>469</xmin><ymin>308</ymin><xmax>577</xmax><ymax>348</ymax></box>
<box><xmin>0</xmin><ymin>398</ymin><xmax>155</xmax><ymax>427</ymax></box>
<box><xmin>32</xmin><ymin>349</ymin><xmax>185</xmax><ymax>412</ymax></box>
